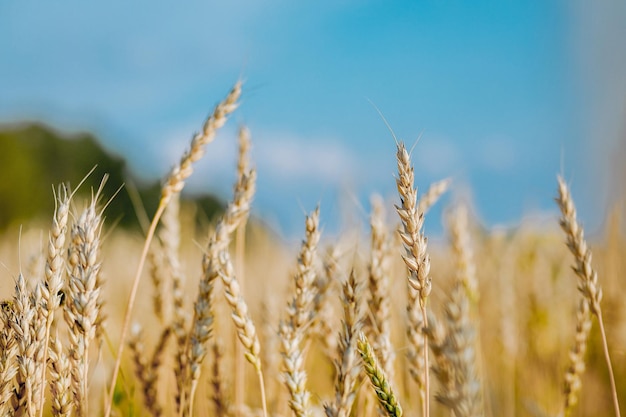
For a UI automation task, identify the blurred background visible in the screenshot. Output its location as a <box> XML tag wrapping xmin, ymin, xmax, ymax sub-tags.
<box><xmin>0</xmin><ymin>1</ymin><xmax>624</xmax><ymax>237</ymax></box>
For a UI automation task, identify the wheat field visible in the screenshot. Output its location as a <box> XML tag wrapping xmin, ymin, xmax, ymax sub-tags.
<box><xmin>0</xmin><ymin>82</ymin><xmax>624</xmax><ymax>417</ymax></box>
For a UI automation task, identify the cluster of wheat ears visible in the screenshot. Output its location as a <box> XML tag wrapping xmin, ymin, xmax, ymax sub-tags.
<box><xmin>0</xmin><ymin>81</ymin><xmax>623</xmax><ymax>417</ymax></box>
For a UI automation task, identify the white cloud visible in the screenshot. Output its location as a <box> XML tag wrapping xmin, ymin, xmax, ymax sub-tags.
<box><xmin>152</xmin><ymin>126</ymin><xmax>359</xmax><ymax>199</ymax></box>
<box><xmin>253</xmin><ymin>130</ymin><xmax>358</xmax><ymax>185</ymax></box>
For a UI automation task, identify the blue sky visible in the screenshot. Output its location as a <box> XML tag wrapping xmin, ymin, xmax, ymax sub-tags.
<box><xmin>1</xmin><ymin>1</ymin><xmax>624</xmax><ymax>237</ymax></box>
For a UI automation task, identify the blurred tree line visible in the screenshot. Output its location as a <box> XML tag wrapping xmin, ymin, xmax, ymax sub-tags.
<box><xmin>0</xmin><ymin>122</ymin><xmax>223</xmax><ymax>231</ymax></box>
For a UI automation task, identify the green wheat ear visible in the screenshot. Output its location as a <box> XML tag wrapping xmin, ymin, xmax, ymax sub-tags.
<box><xmin>357</xmin><ymin>332</ymin><xmax>403</xmax><ymax>417</ymax></box>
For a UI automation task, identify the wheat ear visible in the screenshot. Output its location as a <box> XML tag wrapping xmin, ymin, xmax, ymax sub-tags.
<box><xmin>218</xmin><ymin>249</ymin><xmax>268</xmax><ymax>417</ymax></box>
<box><xmin>367</xmin><ymin>195</ymin><xmax>394</xmax><ymax>383</ymax></box>
<box><xmin>395</xmin><ymin>141</ymin><xmax>431</xmax><ymax>416</ymax></box>
<box><xmin>325</xmin><ymin>271</ymin><xmax>364</xmax><ymax>417</ymax></box>
<box><xmin>37</xmin><ymin>184</ymin><xmax>71</xmax><ymax>417</ymax></box>
<box><xmin>30</xmin><ymin>284</ymin><xmax>47</xmax><ymax>417</ymax></box>
<box><xmin>556</xmin><ymin>176</ymin><xmax>620</xmax><ymax>417</ymax></box>
<box><xmin>312</xmin><ymin>246</ymin><xmax>340</xmax><ymax>359</ymax></box>
<box><xmin>0</xmin><ymin>302</ymin><xmax>18</xmax><ymax>416</ymax></box>
<box><xmin>357</xmin><ymin>332</ymin><xmax>403</xmax><ymax>417</ymax></box>
<box><xmin>104</xmin><ymin>81</ymin><xmax>241</xmax><ymax>417</ymax></box>
<box><xmin>280</xmin><ymin>208</ymin><xmax>321</xmax><ymax>417</ymax></box>
<box><xmin>11</xmin><ymin>273</ymin><xmax>37</xmax><ymax>416</ymax></box>
<box><xmin>234</xmin><ymin>125</ymin><xmax>251</xmax><ymax>417</ymax></box>
<box><xmin>434</xmin><ymin>282</ymin><xmax>482</xmax><ymax>417</ymax></box>
<box><xmin>48</xmin><ymin>333</ymin><xmax>71</xmax><ymax>417</ymax></box>
<box><xmin>562</xmin><ymin>298</ymin><xmax>592</xmax><ymax>416</ymax></box>
<box><xmin>448</xmin><ymin>204</ymin><xmax>479</xmax><ymax>303</ymax></box>
<box><xmin>417</xmin><ymin>178</ymin><xmax>451</xmax><ymax>215</ymax></box>
<box><xmin>160</xmin><ymin>192</ymin><xmax>184</xmax><ymax>327</ymax></box>
<box><xmin>64</xmin><ymin>188</ymin><xmax>105</xmax><ymax>417</ymax></box>
<box><xmin>9</xmin><ymin>273</ymin><xmax>36</xmax><ymax>417</ymax></box>
<box><xmin>129</xmin><ymin>325</ymin><xmax>172</xmax><ymax>417</ymax></box>
<box><xmin>211</xmin><ymin>340</ymin><xmax>230</xmax><ymax>417</ymax></box>
<box><xmin>184</xmin><ymin>168</ymin><xmax>256</xmax><ymax>416</ymax></box>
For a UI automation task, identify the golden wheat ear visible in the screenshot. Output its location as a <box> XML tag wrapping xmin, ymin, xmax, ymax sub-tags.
<box><xmin>280</xmin><ymin>207</ymin><xmax>321</xmax><ymax>417</ymax></box>
<box><xmin>395</xmin><ymin>141</ymin><xmax>432</xmax><ymax>416</ymax></box>
<box><xmin>556</xmin><ymin>175</ymin><xmax>620</xmax><ymax>417</ymax></box>
<box><xmin>366</xmin><ymin>196</ymin><xmax>394</xmax><ymax>384</ymax></box>
<box><xmin>104</xmin><ymin>81</ymin><xmax>242</xmax><ymax>417</ymax></box>
<box><xmin>325</xmin><ymin>270</ymin><xmax>364</xmax><ymax>417</ymax></box>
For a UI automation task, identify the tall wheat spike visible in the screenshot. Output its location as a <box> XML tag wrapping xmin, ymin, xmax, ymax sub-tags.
<box><xmin>0</xmin><ymin>302</ymin><xmax>18</xmax><ymax>416</ymax></box>
<box><xmin>218</xmin><ymin>249</ymin><xmax>268</xmax><ymax>417</ymax></box>
<box><xmin>325</xmin><ymin>271</ymin><xmax>364</xmax><ymax>417</ymax></box>
<box><xmin>395</xmin><ymin>141</ymin><xmax>432</xmax><ymax>416</ymax></box>
<box><xmin>556</xmin><ymin>176</ymin><xmax>620</xmax><ymax>417</ymax></box>
<box><xmin>104</xmin><ymin>81</ymin><xmax>241</xmax><ymax>417</ymax></box>
<box><xmin>367</xmin><ymin>196</ymin><xmax>394</xmax><ymax>383</ymax></box>
<box><xmin>280</xmin><ymin>208</ymin><xmax>321</xmax><ymax>417</ymax></box>
<box><xmin>185</xmin><ymin>168</ymin><xmax>256</xmax><ymax>416</ymax></box>
<box><xmin>64</xmin><ymin>188</ymin><xmax>105</xmax><ymax>417</ymax></box>
<box><xmin>11</xmin><ymin>274</ymin><xmax>37</xmax><ymax>416</ymax></box>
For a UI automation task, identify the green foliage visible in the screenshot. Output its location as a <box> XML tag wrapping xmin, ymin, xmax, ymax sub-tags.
<box><xmin>0</xmin><ymin>122</ymin><xmax>223</xmax><ymax>231</ymax></box>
